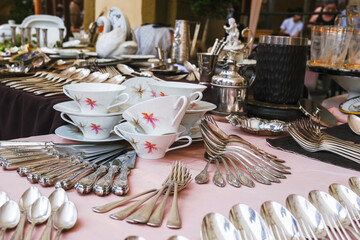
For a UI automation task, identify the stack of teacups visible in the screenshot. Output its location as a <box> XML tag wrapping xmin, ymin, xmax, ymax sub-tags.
<box><xmin>146</xmin><ymin>81</ymin><xmax>216</xmax><ymax>136</ymax></box>
<box><xmin>55</xmin><ymin>83</ymin><xmax>129</xmax><ymax>140</ymax></box>
<box><xmin>114</xmin><ymin>95</ymin><xmax>192</xmax><ymax>159</ymax></box>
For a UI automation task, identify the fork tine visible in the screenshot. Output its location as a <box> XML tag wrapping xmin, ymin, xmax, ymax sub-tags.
<box><xmin>334</xmin><ymin>217</ymin><xmax>352</xmax><ymax>240</ymax></box>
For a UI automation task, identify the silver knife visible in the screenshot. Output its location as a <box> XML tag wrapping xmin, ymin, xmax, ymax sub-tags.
<box><xmin>112</xmin><ymin>150</ymin><xmax>137</xmax><ymax>196</ymax></box>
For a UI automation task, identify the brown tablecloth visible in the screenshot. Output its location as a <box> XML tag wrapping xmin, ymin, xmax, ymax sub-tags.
<box><xmin>0</xmin><ymin>83</ymin><xmax>69</xmax><ymax>140</ymax></box>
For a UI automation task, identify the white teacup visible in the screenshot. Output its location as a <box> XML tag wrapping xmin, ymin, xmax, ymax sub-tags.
<box><xmin>114</xmin><ymin>122</ymin><xmax>192</xmax><ymax>159</ymax></box>
<box><xmin>61</xmin><ymin>112</ymin><xmax>123</xmax><ymax>140</ymax></box>
<box><xmin>122</xmin><ymin>95</ymin><xmax>189</xmax><ymax>135</ymax></box>
<box><xmin>181</xmin><ymin>101</ymin><xmax>217</xmax><ymax>135</ymax></box>
<box><xmin>147</xmin><ymin>81</ymin><xmax>206</xmax><ymax>104</ymax></box>
<box><xmin>63</xmin><ymin>83</ymin><xmax>129</xmax><ymax>114</ymax></box>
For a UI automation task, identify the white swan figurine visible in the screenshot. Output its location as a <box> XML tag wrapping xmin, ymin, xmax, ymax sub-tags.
<box><xmin>96</xmin><ymin>16</ymin><xmax>137</xmax><ymax>58</ymax></box>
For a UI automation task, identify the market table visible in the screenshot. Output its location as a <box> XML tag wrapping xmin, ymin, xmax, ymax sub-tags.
<box><xmin>1</xmin><ymin>121</ymin><xmax>359</xmax><ymax>240</ymax></box>
<box><xmin>0</xmin><ymin>83</ymin><xmax>68</xmax><ymax>140</ymax></box>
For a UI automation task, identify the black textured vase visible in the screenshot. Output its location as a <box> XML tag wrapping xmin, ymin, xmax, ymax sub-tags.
<box><xmin>254</xmin><ymin>36</ymin><xmax>308</xmax><ymax>105</ymax></box>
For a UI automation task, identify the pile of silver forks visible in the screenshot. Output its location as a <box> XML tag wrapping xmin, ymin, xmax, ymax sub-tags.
<box><xmin>197</xmin><ymin>116</ymin><xmax>291</xmax><ymax>187</ymax></box>
<box><xmin>201</xmin><ymin>176</ymin><xmax>360</xmax><ymax>240</ymax></box>
<box><xmin>288</xmin><ymin>119</ymin><xmax>360</xmax><ymax>164</ymax></box>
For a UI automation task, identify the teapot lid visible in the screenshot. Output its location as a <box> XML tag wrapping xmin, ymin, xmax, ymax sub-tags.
<box><xmin>211</xmin><ymin>60</ymin><xmax>247</xmax><ymax>88</ymax></box>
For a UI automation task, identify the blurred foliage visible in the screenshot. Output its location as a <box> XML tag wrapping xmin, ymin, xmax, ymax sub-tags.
<box><xmin>8</xmin><ymin>0</ymin><xmax>34</xmax><ymax>24</ymax></box>
<box><xmin>185</xmin><ymin>0</ymin><xmax>241</xmax><ymax>18</ymax></box>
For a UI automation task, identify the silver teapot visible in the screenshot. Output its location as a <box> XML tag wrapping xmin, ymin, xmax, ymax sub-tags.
<box><xmin>210</xmin><ymin>58</ymin><xmax>255</xmax><ymax>117</ymax></box>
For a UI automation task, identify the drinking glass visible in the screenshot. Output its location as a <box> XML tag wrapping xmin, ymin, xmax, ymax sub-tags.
<box><xmin>346</xmin><ymin>29</ymin><xmax>360</xmax><ymax>69</ymax></box>
<box><xmin>310</xmin><ymin>26</ymin><xmax>323</xmax><ymax>64</ymax></box>
<box><xmin>324</xmin><ymin>26</ymin><xmax>353</xmax><ymax>68</ymax></box>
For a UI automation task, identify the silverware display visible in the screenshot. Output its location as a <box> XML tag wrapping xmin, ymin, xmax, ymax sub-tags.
<box><xmin>289</xmin><ymin>119</ymin><xmax>360</xmax><ymax>163</ymax></box>
<box><xmin>0</xmin><ymin>141</ymin><xmax>138</xmax><ymax>196</ymax></box>
<box><xmin>93</xmin><ymin>161</ymin><xmax>191</xmax><ymax>229</ymax></box>
<box><xmin>24</xmin><ymin>196</ymin><xmax>51</xmax><ymax>240</ymax></box>
<box><xmin>200</xmin><ymin>176</ymin><xmax>360</xmax><ymax>240</ymax></box>
<box><xmin>53</xmin><ymin>201</ymin><xmax>77</xmax><ymax>240</ymax></box>
<box><xmin>199</xmin><ymin>116</ymin><xmax>291</xmax><ymax>187</ymax></box>
<box><xmin>0</xmin><ymin>200</ymin><xmax>20</xmax><ymax>240</ymax></box>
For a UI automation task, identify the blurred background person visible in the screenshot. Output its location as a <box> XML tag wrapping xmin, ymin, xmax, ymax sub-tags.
<box><xmin>70</xmin><ymin>0</ymin><xmax>83</xmax><ymax>32</ymax></box>
<box><xmin>279</xmin><ymin>8</ymin><xmax>304</xmax><ymax>37</ymax></box>
<box><xmin>308</xmin><ymin>0</ymin><xmax>338</xmax><ymax>29</ymax></box>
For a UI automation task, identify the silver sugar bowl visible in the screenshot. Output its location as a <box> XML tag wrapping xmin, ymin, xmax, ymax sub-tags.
<box><xmin>211</xmin><ymin>59</ymin><xmax>254</xmax><ymax>117</ymax></box>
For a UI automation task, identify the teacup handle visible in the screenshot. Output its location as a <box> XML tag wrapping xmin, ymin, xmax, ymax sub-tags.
<box><xmin>113</xmin><ymin>125</ymin><xmax>126</xmax><ymax>139</ymax></box>
<box><xmin>108</xmin><ymin>93</ymin><xmax>130</xmax><ymax>109</ymax></box>
<box><xmin>60</xmin><ymin>112</ymin><xmax>77</xmax><ymax>127</ymax></box>
<box><xmin>63</xmin><ymin>88</ymin><xmax>74</xmax><ymax>100</ymax></box>
<box><xmin>171</xmin><ymin>96</ymin><xmax>189</xmax><ymax>126</ymax></box>
<box><xmin>166</xmin><ymin>136</ymin><xmax>192</xmax><ymax>152</ymax></box>
<box><xmin>189</xmin><ymin>91</ymin><xmax>203</xmax><ymax>104</ymax></box>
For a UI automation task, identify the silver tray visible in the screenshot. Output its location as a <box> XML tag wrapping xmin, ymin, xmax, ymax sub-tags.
<box><xmin>226</xmin><ymin>114</ymin><xmax>288</xmax><ymax>136</ymax></box>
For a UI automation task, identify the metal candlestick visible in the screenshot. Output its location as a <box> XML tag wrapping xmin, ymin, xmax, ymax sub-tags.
<box><xmin>10</xmin><ymin>26</ymin><xmax>16</xmax><ymax>46</ymax></box>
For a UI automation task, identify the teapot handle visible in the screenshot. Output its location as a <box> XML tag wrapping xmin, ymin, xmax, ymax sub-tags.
<box><xmin>241</xmin><ymin>27</ymin><xmax>254</xmax><ymax>50</ymax></box>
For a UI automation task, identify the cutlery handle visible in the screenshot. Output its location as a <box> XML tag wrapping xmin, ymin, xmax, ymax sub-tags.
<box><xmin>39</xmin><ymin>214</ymin><xmax>53</xmax><ymax>240</ymax></box>
<box><xmin>0</xmin><ymin>229</ymin><xmax>5</xmax><ymax>240</ymax></box>
<box><xmin>110</xmin><ymin>191</ymin><xmax>158</xmax><ymax>220</ymax></box>
<box><xmin>39</xmin><ymin>162</ymin><xmax>87</xmax><ymax>187</ymax></box>
<box><xmin>92</xmin><ymin>188</ymin><xmax>157</xmax><ymax>213</ymax></box>
<box><xmin>27</xmin><ymin>160</ymin><xmax>74</xmax><ymax>184</ymax></box>
<box><xmin>10</xmin><ymin>212</ymin><xmax>26</xmax><ymax>240</ymax></box>
<box><xmin>3</xmin><ymin>156</ymin><xmax>56</xmax><ymax>170</ymax></box>
<box><xmin>53</xmin><ymin>229</ymin><xmax>62</xmax><ymax>240</ymax></box>
<box><xmin>167</xmin><ymin>183</ymin><xmax>181</xmax><ymax>229</ymax></box>
<box><xmin>23</xmin><ymin>223</ymin><xmax>35</xmax><ymax>240</ymax></box>
<box><xmin>147</xmin><ymin>185</ymin><xmax>172</xmax><ymax>227</ymax></box>
<box><xmin>57</xmin><ymin>164</ymin><xmax>96</xmax><ymax>190</ymax></box>
<box><xmin>127</xmin><ymin>186</ymin><xmax>166</xmax><ymax>223</ymax></box>
<box><xmin>112</xmin><ymin>166</ymin><xmax>130</xmax><ymax>196</ymax></box>
<box><xmin>17</xmin><ymin>159</ymin><xmax>64</xmax><ymax>177</ymax></box>
<box><xmin>94</xmin><ymin>165</ymin><xmax>120</xmax><ymax>196</ymax></box>
<box><xmin>75</xmin><ymin>165</ymin><xmax>108</xmax><ymax>194</ymax></box>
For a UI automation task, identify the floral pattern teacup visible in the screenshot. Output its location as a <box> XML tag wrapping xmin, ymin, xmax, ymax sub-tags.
<box><xmin>114</xmin><ymin>122</ymin><xmax>192</xmax><ymax>159</ymax></box>
<box><xmin>122</xmin><ymin>95</ymin><xmax>189</xmax><ymax>135</ymax></box>
<box><xmin>147</xmin><ymin>81</ymin><xmax>206</xmax><ymax>105</ymax></box>
<box><xmin>63</xmin><ymin>83</ymin><xmax>129</xmax><ymax>114</ymax></box>
<box><xmin>61</xmin><ymin>112</ymin><xmax>123</xmax><ymax>140</ymax></box>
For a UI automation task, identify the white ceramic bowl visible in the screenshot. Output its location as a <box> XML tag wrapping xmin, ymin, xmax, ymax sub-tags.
<box><xmin>181</xmin><ymin>101</ymin><xmax>217</xmax><ymax>135</ymax></box>
<box><xmin>61</xmin><ymin>112</ymin><xmax>123</xmax><ymax>140</ymax></box>
<box><xmin>63</xmin><ymin>83</ymin><xmax>129</xmax><ymax>114</ymax></box>
<box><xmin>114</xmin><ymin>122</ymin><xmax>192</xmax><ymax>159</ymax></box>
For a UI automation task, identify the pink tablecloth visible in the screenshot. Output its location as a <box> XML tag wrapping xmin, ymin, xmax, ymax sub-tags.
<box><xmin>1</xmin><ymin>122</ymin><xmax>360</xmax><ymax>240</ymax></box>
<box><xmin>322</xmin><ymin>94</ymin><xmax>348</xmax><ymax>124</ymax></box>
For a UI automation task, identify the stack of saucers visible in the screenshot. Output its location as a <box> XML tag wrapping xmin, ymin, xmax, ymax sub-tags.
<box><xmin>54</xmin><ymin>82</ymin><xmax>129</xmax><ymax>142</ymax></box>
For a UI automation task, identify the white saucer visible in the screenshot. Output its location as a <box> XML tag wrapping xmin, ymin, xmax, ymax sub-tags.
<box><xmin>179</xmin><ymin>128</ymin><xmax>202</xmax><ymax>142</ymax></box>
<box><xmin>55</xmin><ymin>125</ymin><xmax>123</xmax><ymax>142</ymax></box>
<box><xmin>53</xmin><ymin>101</ymin><xmax>123</xmax><ymax>116</ymax></box>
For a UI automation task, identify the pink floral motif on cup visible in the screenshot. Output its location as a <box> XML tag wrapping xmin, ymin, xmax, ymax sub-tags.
<box><xmin>144</xmin><ymin>141</ymin><xmax>157</xmax><ymax>153</ymax></box>
<box><xmin>74</xmin><ymin>96</ymin><xmax>82</xmax><ymax>104</ymax></box>
<box><xmin>142</xmin><ymin>113</ymin><xmax>159</xmax><ymax>129</ymax></box>
<box><xmin>160</xmin><ymin>91</ymin><xmax>167</xmax><ymax>97</ymax></box>
<box><xmin>151</xmin><ymin>90</ymin><xmax>156</xmax><ymax>98</ymax></box>
<box><xmin>190</xmin><ymin>102</ymin><xmax>198</xmax><ymax>109</ymax></box>
<box><xmin>90</xmin><ymin>123</ymin><xmax>103</xmax><ymax>134</ymax></box>
<box><xmin>85</xmin><ymin>98</ymin><xmax>97</xmax><ymax>110</ymax></box>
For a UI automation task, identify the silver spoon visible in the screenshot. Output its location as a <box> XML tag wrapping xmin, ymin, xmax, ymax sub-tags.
<box><xmin>286</xmin><ymin>194</ymin><xmax>330</xmax><ymax>239</ymax></box>
<box><xmin>0</xmin><ymin>200</ymin><xmax>20</xmax><ymax>240</ymax></box>
<box><xmin>349</xmin><ymin>176</ymin><xmax>360</xmax><ymax>197</ymax></box>
<box><xmin>0</xmin><ymin>192</ymin><xmax>9</xmax><ymax>208</ymax></box>
<box><xmin>124</xmin><ymin>236</ymin><xmax>146</xmax><ymax>240</ymax></box>
<box><xmin>309</xmin><ymin>190</ymin><xmax>354</xmax><ymax>239</ymax></box>
<box><xmin>117</xmin><ymin>64</ymin><xmax>163</xmax><ymax>81</ymax></box>
<box><xmin>212</xmin><ymin>156</ymin><xmax>225</xmax><ymax>187</ymax></box>
<box><xmin>229</xmin><ymin>203</ymin><xmax>273</xmax><ymax>240</ymax></box>
<box><xmin>260</xmin><ymin>200</ymin><xmax>303</xmax><ymax>239</ymax></box>
<box><xmin>195</xmin><ymin>158</ymin><xmax>211</xmax><ymax>184</ymax></box>
<box><xmin>24</xmin><ymin>196</ymin><xmax>51</xmax><ymax>240</ymax></box>
<box><xmin>201</xmin><ymin>212</ymin><xmax>241</xmax><ymax>240</ymax></box>
<box><xmin>329</xmin><ymin>183</ymin><xmax>360</xmax><ymax>236</ymax></box>
<box><xmin>348</xmin><ymin>114</ymin><xmax>360</xmax><ymax>135</ymax></box>
<box><xmin>11</xmin><ymin>186</ymin><xmax>41</xmax><ymax>240</ymax></box>
<box><xmin>53</xmin><ymin>201</ymin><xmax>77</xmax><ymax>240</ymax></box>
<box><xmin>39</xmin><ymin>189</ymin><xmax>68</xmax><ymax>240</ymax></box>
<box><xmin>167</xmin><ymin>236</ymin><xmax>189</xmax><ymax>240</ymax></box>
